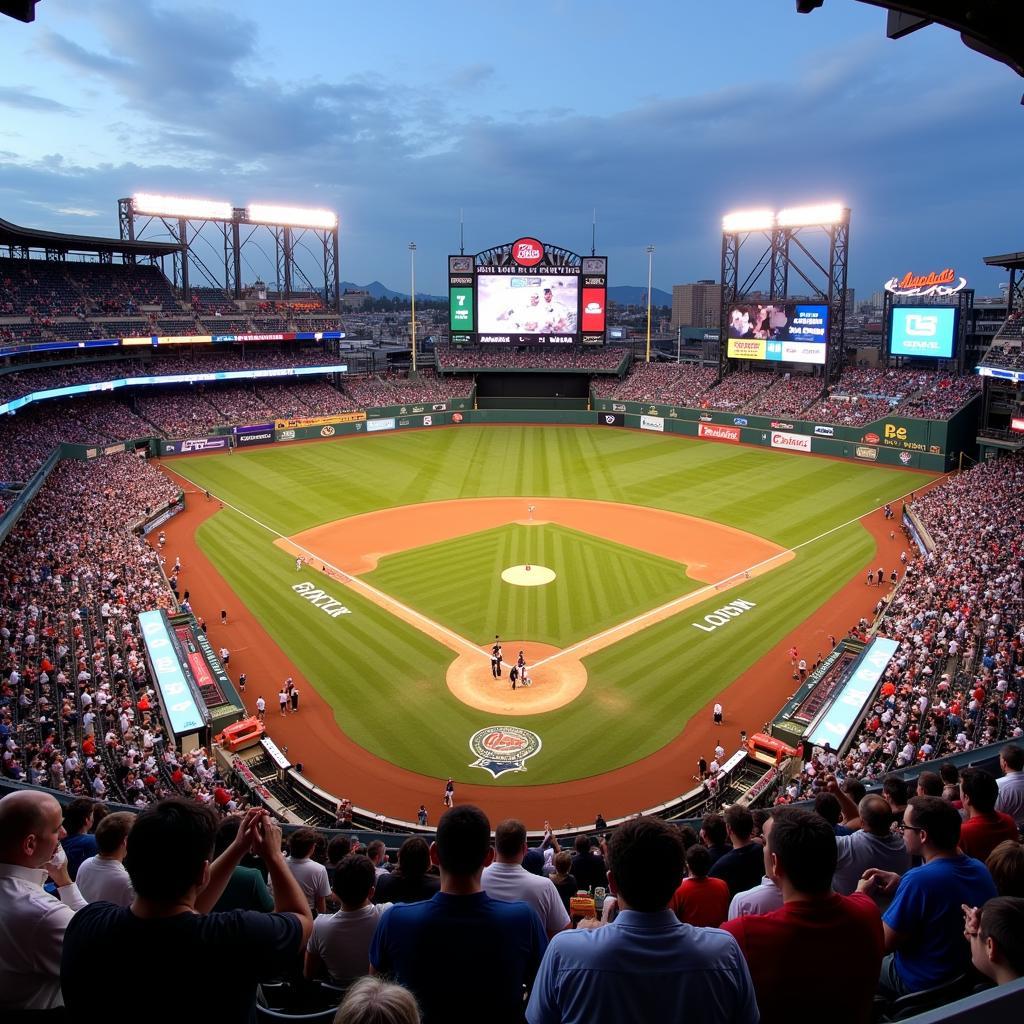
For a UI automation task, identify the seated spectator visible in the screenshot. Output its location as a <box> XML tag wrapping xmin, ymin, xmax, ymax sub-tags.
<box><xmin>710</xmin><ymin>805</ymin><xmax>764</xmax><ymax>897</ymax></box>
<box><xmin>372</xmin><ymin>837</ymin><xmax>440</xmax><ymax>906</ymax></box>
<box><xmin>986</xmin><ymin>840</ymin><xmax>1024</xmax><ymax>898</ymax></box>
<box><xmin>526</xmin><ymin>816</ymin><xmax>757</xmax><ymax>1024</ymax></box>
<box><xmin>75</xmin><ymin>811</ymin><xmax>135</xmax><ymax>906</ymax></box>
<box><xmin>965</xmin><ymin>896</ymin><xmax>1024</xmax><ymax>986</ymax></box>
<box><xmin>832</xmin><ymin>794</ymin><xmax>911</xmax><ymax>901</ymax></box>
<box><xmin>0</xmin><ymin>789</ymin><xmax>88</xmax><ymax>1011</ymax></box>
<box><xmin>286</xmin><ymin>827</ymin><xmax>331</xmax><ymax>914</ymax></box>
<box><xmin>959</xmin><ymin>768</ymin><xmax>1019</xmax><ymax>862</ymax></box>
<box><xmin>61</xmin><ymin>797</ymin><xmax>99</xmax><ymax>881</ymax></box>
<box><xmin>860</xmin><ymin>795</ymin><xmax>998</xmax><ymax>997</ymax></box>
<box><xmin>61</xmin><ymin>802</ymin><xmax>311</xmax><ymax>1020</ymax></box>
<box><xmin>996</xmin><ymin>744</ymin><xmax>1024</xmax><ymax>827</ymax></box>
<box><xmin>369</xmin><ymin>805</ymin><xmax>546</xmax><ymax>1024</ymax></box>
<box><xmin>723</xmin><ymin>807</ymin><xmax>883</xmax><ymax>1024</ymax></box>
<box><xmin>548</xmin><ymin>850</ymin><xmax>577</xmax><ymax>913</ymax></box>
<box><xmin>335</xmin><ymin>975</ymin><xmax>421</xmax><ymax>1024</ymax></box>
<box><xmin>670</xmin><ymin>842</ymin><xmax>730</xmax><ymax>927</ymax></box>
<box><xmin>305</xmin><ymin>854</ymin><xmax>391</xmax><ymax>985</ymax></box>
<box><xmin>482</xmin><ymin>819</ymin><xmax>569</xmax><ymax>938</ymax></box>
<box><xmin>210</xmin><ymin>815</ymin><xmax>273</xmax><ymax>913</ymax></box>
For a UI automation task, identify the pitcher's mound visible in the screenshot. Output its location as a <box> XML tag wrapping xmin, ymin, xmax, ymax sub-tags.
<box><xmin>501</xmin><ymin>564</ymin><xmax>555</xmax><ymax>586</ymax></box>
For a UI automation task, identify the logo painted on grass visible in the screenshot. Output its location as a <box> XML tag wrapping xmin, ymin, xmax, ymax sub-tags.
<box><xmin>291</xmin><ymin>581</ymin><xmax>351</xmax><ymax>619</ymax></box>
<box><xmin>468</xmin><ymin>726</ymin><xmax>542</xmax><ymax>777</ymax></box>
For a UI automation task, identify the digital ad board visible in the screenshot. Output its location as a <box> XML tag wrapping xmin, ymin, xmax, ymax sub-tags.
<box><xmin>448</xmin><ymin>239</ymin><xmax>607</xmax><ymax>346</ymax></box>
<box><xmin>889</xmin><ymin>306</ymin><xmax>957</xmax><ymax>359</ymax></box>
<box><xmin>726</xmin><ymin>303</ymin><xmax>829</xmax><ymax>365</ymax></box>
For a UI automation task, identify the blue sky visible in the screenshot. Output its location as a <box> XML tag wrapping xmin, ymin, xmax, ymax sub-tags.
<box><xmin>0</xmin><ymin>0</ymin><xmax>1020</xmax><ymax>297</ymax></box>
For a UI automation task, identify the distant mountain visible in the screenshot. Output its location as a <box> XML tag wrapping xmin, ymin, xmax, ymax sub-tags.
<box><xmin>339</xmin><ymin>280</ymin><xmax>445</xmax><ymax>301</ymax></box>
<box><xmin>607</xmin><ymin>285</ymin><xmax>672</xmax><ymax>307</ymax></box>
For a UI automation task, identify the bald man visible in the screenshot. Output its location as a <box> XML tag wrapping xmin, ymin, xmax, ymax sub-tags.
<box><xmin>0</xmin><ymin>790</ymin><xmax>88</xmax><ymax>1010</ymax></box>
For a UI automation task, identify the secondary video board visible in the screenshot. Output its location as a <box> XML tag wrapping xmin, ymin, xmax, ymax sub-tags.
<box><xmin>726</xmin><ymin>302</ymin><xmax>829</xmax><ymax>365</ymax></box>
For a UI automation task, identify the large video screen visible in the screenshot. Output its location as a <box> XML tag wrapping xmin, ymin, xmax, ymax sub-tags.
<box><xmin>726</xmin><ymin>303</ymin><xmax>829</xmax><ymax>365</ymax></box>
<box><xmin>889</xmin><ymin>306</ymin><xmax>957</xmax><ymax>359</ymax></box>
<box><xmin>477</xmin><ymin>276</ymin><xmax>579</xmax><ymax>335</ymax></box>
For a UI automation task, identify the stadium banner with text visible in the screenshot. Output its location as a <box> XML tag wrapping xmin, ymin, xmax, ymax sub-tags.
<box><xmin>138</xmin><ymin>610</ymin><xmax>205</xmax><ymax>736</ymax></box>
<box><xmin>274</xmin><ymin>411</ymin><xmax>366</xmax><ymax>430</ymax></box>
<box><xmin>698</xmin><ymin>422</ymin><xmax>741</xmax><ymax>443</ymax></box>
<box><xmin>640</xmin><ymin>415</ymin><xmax>665</xmax><ymax>432</ymax></box>
<box><xmin>233</xmin><ymin>422</ymin><xmax>274</xmax><ymax>436</ymax></box>
<box><xmin>160</xmin><ymin>436</ymin><xmax>232</xmax><ymax>456</ymax></box>
<box><xmin>769</xmin><ymin>430</ymin><xmax>812</xmax><ymax>453</ymax></box>
<box><xmin>367</xmin><ymin>417</ymin><xmax>396</xmax><ymax>433</ymax></box>
<box><xmin>235</xmin><ymin>429</ymin><xmax>275</xmax><ymax>447</ymax></box>
<box><xmin>889</xmin><ymin>306</ymin><xmax>957</xmax><ymax>359</ymax></box>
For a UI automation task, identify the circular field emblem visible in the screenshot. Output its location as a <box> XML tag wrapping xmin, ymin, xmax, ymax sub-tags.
<box><xmin>469</xmin><ymin>726</ymin><xmax>542</xmax><ymax>777</ymax></box>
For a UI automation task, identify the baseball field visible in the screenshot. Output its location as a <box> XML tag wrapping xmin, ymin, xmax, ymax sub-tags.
<box><xmin>161</xmin><ymin>424</ymin><xmax>933</xmax><ymax>823</ymax></box>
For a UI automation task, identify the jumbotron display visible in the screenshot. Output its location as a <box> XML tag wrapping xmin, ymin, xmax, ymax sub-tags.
<box><xmin>449</xmin><ymin>238</ymin><xmax>607</xmax><ymax>346</ymax></box>
<box><xmin>726</xmin><ymin>302</ymin><xmax>829</xmax><ymax>365</ymax></box>
<box><xmin>889</xmin><ymin>306</ymin><xmax>958</xmax><ymax>359</ymax></box>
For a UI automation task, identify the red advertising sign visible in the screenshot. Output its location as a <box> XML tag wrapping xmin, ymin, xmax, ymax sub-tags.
<box><xmin>581</xmin><ymin>288</ymin><xmax>606</xmax><ymax>332</ymax></box>
<box><xmin>1011</xmin><ymin>417</ymin><xmax>1024</xmax><ymax>433</ymax></box>
<box><xmin>511</xmin><ymin>237</ymin><xmax>544</xmax><ymax>267</ymax></box>
<box><xmin>698</xmin><ymin>422</ymin><xmax>740</xmax><ymax>443</ymax></box>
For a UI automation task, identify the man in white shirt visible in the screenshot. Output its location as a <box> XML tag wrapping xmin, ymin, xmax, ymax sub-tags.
<box><xmin>0</xmin><ymin>790</ymin><xmax>88</xmax><ymax>1010</ymax></box>
<box><xmin>482</xmin><ymin>819</ymin><xmax>569</xmax><ymax>938</ymax></box>
<box><xmin>305</xmin><ymin>854</ymin><xmax>391</xmax><ymax>984</ymax></box>
<box><xmin>284</xmin><ymin>828</ymin><xmax>330</xmax><ymax>914</ymax></box>
<box><xmin>995</xmin><ymin>743</ymin><xmax>1024</xmax><ymax>827</ymax></box>
<box><xmin>76</xmin><ymin>812</ymin><xmax>135</xmax><ymax>907</ymax></box>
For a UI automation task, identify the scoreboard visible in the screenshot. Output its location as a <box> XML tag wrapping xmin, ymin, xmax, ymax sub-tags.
<box><xmin>449</xmin><ymin>238</ymin><xmax>607</xmax><ymax>346</ymax></box>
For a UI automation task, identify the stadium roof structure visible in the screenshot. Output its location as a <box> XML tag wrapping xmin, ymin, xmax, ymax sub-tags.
<box><xmin>798</xmin><ymin>2</ymin><xmax>1024</xmax><ymax>101</ymax></box>
<box><xmin>0</xmin><ymin>215</ymin><xmax>182</xmax><ymax>261</ymax></box>
<box><xmin>984</xmin><ymin>251</ymin><xmax>1024</xmax><ymax>314</ymax></box>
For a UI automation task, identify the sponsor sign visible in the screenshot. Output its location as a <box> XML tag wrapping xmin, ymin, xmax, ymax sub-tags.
<box><xmin>770</xmin><ymin>421</ymin><xmax>795</xmax><ymax>430</ymax></box>
<box><xmin>511</xmin><ymin>237</ymin><xmax>544</xmax><ymax>267</ymax></box>
<box><xmin>699</xmin><ymin>413</ymin><xmax>713</xmax><ymax>423</ymax></box>
<box><xmin>863</xmin><ymin>432</ymin><xmax>880</xmax><ymax>444</ymax></box>
<box><xmin>291</xmin><ymin>581</ymin><xmax>351</xmax><ymax>619</ymax></box>
<box><xmin>278</xmin><ymin>429</ymin><xmax>296</xmax><ymax>441</ymax></box>
<box><xmin>449</xmin><ymin>286</ymin><xmax>474</xmax><ymax>331</ymax></box>
<box><xmin>431</xmin><ymin>403</ymin><xmax>447</xmax><ymax>412</ymax></box>
<box><xmin>770</xmin><ymin>430</ymin><xmax>812</xmax><ymax>453</ymax></box>
<box><xmin>698</xmin><ymin>422</ymin><xmax>740</xmax><ymax>443</ymax></box>
<box><xmin>814</xmin><ymin>425</ymin><xmax>835</xmax><ymax>437</ymax></box>
<box><xmin>320</xmin><ymin>425</ymin><xmax>336</xmax><ymax>437</ymax></box>
<box><xmin>733</xmin><ymin>417</ymin><xmax>748</xmax><ymax>427</ymax></box>
<box><xmin>233</xmin><ymin>422</ymin><xmax>274</xmax><ymax>436</ymax></box>
<box><xmin>138</xmin><ymin>610</ymin><xmax>204</xmax><ymax>735</ymax></box>
<box><xmin>640</xmin><ymin>415</ymin><xmax>664</xmax><ymax>432</ymax></box>
<box><xmin>452</xmin><ymin>412</ymin><xmax>464</xmax><ymax>424</ymax></box>
<box><xmin>468</xmin><ymin>726</ymin><xmax>542</xmax><ymax>777</ymax></box>
<box><xmin>103</xmin><ymin>443</ymin><xmax>126</xmax><ymax>456</ymax></box>
<box><xmin>367</xmin><ymin>417</ymin><xmax>396</xmax><ymax>433</ymax></box>
<box><xmin>889</xmin><ymin>306</ymin><xmax>957</xmax><ymax>359</ymax></box>
<box><xmin>275</xmin><ymin>411</ymin><xmax>366</xmax><ymax>430</ymax></box>
<box><xmin>899</xmin><ymin>451</ymin><xmax>913</xmax><ymax>465</ymax></box>
<box><xmin>599</xmin><ymin>412</ymin><xmax>625</xmax><ymax>427</ymax></box>
<box><xmin>884</xmin><ymin>268</ymin><xmax>967</xmax><ymax>297</ymax></box>
<box><xmin>422</xmin><ymin>415</ymin><xmax>433</xmax><ymax>427</ymax></box>
<box><xmin>612</xmin><ymin>403</ymin><xmax>626</xmax><ymax>413</ymax></box>
<box><xmin>161</xmin><ymin>436</ymin><xmax>230</xmax><ymax>455</ymax></box>
<box><xmin>142</xmin><ymin>498</ymin><xmax>185</xmax><ymax>535</ymax></box>
<box><xmin>581</xmin><ymin>287</ymin><xmax>606</xmax><ymax>332</ymax></box>
<box><xmin>855</xmin><ymin>446</ymin><xmax>879</xmax><ymax>461</ymax></box>
<box><xmin>236</xmin><ymin>430</ymin><xmax>274</xmax><ymax>447</ymax></box>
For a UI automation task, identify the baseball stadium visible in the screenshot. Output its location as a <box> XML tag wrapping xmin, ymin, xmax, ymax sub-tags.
<box><xmin>2</xmin><ymin>2</ymin><xmax>1024</xmax><ymax>1022</ymax></box>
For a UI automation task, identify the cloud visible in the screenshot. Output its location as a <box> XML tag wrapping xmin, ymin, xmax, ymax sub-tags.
<box><xmin>0</xmin><ymin>86</ymin><xmax>74</xmax><ymax>113</ymax></box>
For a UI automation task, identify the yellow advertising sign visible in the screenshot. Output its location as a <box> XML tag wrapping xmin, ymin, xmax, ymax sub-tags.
<box><xmin>274</xmin><ymin>411</ymin><xmax>366</xmax><ymax>430</ymax></box>
<box><xmin>727</xmin><ymin>338</ymin><xmax>767</xmax><ymax>360</ymax></box>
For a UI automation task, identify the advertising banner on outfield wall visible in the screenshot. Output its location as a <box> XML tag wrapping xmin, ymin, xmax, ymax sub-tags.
<box><xmin>640</xmin><ymin>415</ymin><xmax>664</xmax><ymax>432</ymax></box>
<box><xmin>367</xmin><ymin>417</ymin><xmax>396</xmax><ymax>433</ymax></box>
<box><xmin>233</xmin><ymin>422</ymin><xmax>274</xmax><ymax>436</ymax></box>
<box><xmin>161</xmin><ymin>436</ymin><xmax>231</xmax><ymax>456</ymax></box>
<box><xmin>770</xmin><ymin>430</ymin><xmax>812</xmax><ymax>453</ymax></box>
<box><xmin>274</xmin><ymin>411</ymin><xmax>366</xmax><ymax>430</ymax></box>
<box><xmin>598</xmin><ymin>412</ymin><xmax>625</xmax><ymax>427</ymax></box>
<box><xmin>698</xmin><ymin>423</ymin><xmax>740</xmax><ymax>443</ymax></box>
<box><xmin>235</xmin><ymin>430</ymin><xmax>275</xmax><ymax>447</ymax></box>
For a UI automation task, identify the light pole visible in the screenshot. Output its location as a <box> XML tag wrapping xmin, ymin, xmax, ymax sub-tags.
<box><xmin>645</xmin><ymin>244</ymin><xmax>655</xmax><ymax>363</ymax></box>
<box><xmin>408</xmin><ymin>242</ymin><xmax>417</xmax><ymax>374</ymax></box>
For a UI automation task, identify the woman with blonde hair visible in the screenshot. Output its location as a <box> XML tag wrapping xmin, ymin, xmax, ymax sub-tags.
<box><xmin>334</xmin><ymin>977</ymin><xmax>420</xmax><ymax>1024</ymax></box>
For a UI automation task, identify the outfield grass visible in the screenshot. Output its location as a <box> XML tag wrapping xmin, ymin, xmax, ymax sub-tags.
<box><xmin>178</xmin><ymin>426</ymin><xmax>931</xmax><ymax>785</ymax></box>
<box><xmin>363</xmin><ymin>523</ymin><xmax>700</xmax><ymax>647</ymax></box>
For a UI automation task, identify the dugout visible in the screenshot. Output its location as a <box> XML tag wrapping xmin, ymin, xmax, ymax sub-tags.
<box><xmin>473</xmin><ymin>370</ymin><xmax>591</xmax><ymax>410</ymax></box>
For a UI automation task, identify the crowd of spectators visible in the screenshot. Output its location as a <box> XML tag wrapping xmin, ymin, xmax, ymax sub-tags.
<box><xmin>892</xmin><ymin>374</ymin><xmax>983</xmax><ymax>420</ymax></box>
<box><xmin>342</xmin><ymin>370</ymin><xmax>472</xmax><ymax>407</ymax></box>
<box><xmin>742</xmin><ymin>373</ymin><xmax>823</xmax><ymax>417</ymax></box>
<box><xmin>437</xmin><ymin>347</ymin><xmax>626</xmax><ymax>371</ymax></box>
<box><xmin>703</xmin><ymin>370</ymin><xmax>776</xmax><ymax>410</ymax></box>
<box><xmin>591</xmin><ymin>362</ymin><xmax>718</xmax><ymax>404</ymax></box>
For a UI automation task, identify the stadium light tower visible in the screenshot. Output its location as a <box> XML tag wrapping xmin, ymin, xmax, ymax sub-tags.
<box><xmin>409</xmin><ymin>242</ymin><xmax>417</xmax><ymax>374</ymax></box>
<box><xmin>645</xmin><ymin>244</ymin><xmax>655</xmax><ymax>363</ymax></box>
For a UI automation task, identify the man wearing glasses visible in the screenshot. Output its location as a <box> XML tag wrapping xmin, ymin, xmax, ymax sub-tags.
<box><xmin>858</xmin><ymin>796</ymin><xmax>997</xmax><ymax>999</ymax></box>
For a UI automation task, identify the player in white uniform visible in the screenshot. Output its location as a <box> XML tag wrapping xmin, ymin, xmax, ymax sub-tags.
<box><xmin>540</xmin><ymin>287</ymin><xmax>574</xmax><ymax>333</ymax></box>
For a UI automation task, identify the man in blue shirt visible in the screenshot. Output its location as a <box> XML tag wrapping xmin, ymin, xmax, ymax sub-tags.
<box><xmin>860</xmin><ymin>795</ymin><xmax>998</xmax><ymax>998</ymax></box>
<box><xmin>526</xmin><ymin>816</ymin><xmax>758</xmax><ymax>1024</ymax></box>
<box><xmin>370</xmin><ymin>805</ymin><xmax>546</xmax><ymax>1024</ymax></box>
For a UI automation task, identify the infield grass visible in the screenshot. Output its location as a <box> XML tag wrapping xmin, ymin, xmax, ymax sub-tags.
<box><xmin>364</xmin><ymin>523</ymin><xmax>701</xmax><ymax>647</ymax></box>
<box><xmin>175</xmin><ymin>426</ymin><xmax>932</xmax><ymax>784</ymax></box>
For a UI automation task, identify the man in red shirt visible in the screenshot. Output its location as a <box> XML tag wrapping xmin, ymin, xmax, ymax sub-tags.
<box><xmin>670</xmin><ymin>844</ymin><xmax>730</xmax><ymax>927</ymax></box>
<box><xmin>722</xmin><ymin>807</ymin><xmax>883</xmax><ymax>1024</ymax></box>
<box><xmin>959</xmin><ymin>768</ymin><xmax>1018</xmax><ymax>862</ymax></box>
